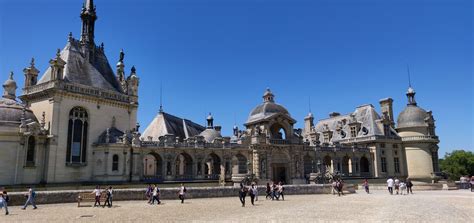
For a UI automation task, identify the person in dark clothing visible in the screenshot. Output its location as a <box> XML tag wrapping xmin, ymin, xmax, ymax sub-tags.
<box><xmin>103</xmin><ymin>188</ymin><xmax>112</xmax><ymax>208</ymax></box>
<box><xmin>0</xmin><ymin>191</ymin><xmax>8</xmax><ymax>215</ymax></box>
<box><xmin>265</xmin><ymin>182</ymin><xmax>272</xmax><ymax>200</ymax></box>
<box><xmin>406</xmin><ymin>178</ymin><xmax>414</xmax><ymax>194</ymax></box>
<box><xmin>239</xmin><ymin>183</ymin><xmax>247</xmax><ymax>207</ymax></box>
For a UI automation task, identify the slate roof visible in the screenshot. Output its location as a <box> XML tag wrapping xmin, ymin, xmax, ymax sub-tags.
<box><xmin>142</xmin><ymin>112</ymin><xmax>206</xmax><ymax>141</ymax></box>
<box><xmin>313</xmin><ymin>104</ymin><xmax>398</xmax><ymax>143</ymax></box>
<box><xmin>397</xmin><ymin>105</ymin><xmax>429</xmax><ymax>129</ymax></box>
<box><xmin>37</xmin><ymin>39</ymin><xmax>122</xmax><ymax>93</ymax></box>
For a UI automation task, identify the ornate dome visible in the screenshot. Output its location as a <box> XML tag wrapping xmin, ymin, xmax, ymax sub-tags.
<box><xmin>246</xmin><ymin>88</ymin><xmax>291</xmax><ymax>124</ymax></box>
<box><xmin>1</xmin><ymin>72</ymin><xmax>38</xmax><ymax>127</ymax></box>
<box><xmin>199</xmin><ymin>128</ymin><xmax>222</xmax><ymax>143</ymax></box>
<box><xmin>397</xmin><ymin>105</ymin><xmax>428</xmax><ymax>129</ymax></box>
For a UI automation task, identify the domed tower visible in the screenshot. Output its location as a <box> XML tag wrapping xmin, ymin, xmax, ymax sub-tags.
<box><xmin>245</xmin><ymin>88</ymin><xmax>297</xmax><ymax>144</ymax></box>
<box><xmin>396</xmin><ymin>86</ymin><xmax>439</xmax><ymax>181</ymax></box>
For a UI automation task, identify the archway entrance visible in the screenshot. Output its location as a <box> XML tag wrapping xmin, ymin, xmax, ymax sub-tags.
<box><xmin>270</xmin><ymin>123</ymin><xmax>287</xmax><ymax>140</ymax></box>
<box><xmin>272</xmin><ymin>150</ymin><xmax>290</xmax><ymax>183</ymax></box>
<box><xmin>143</xmin><ymin>152</ymin><xmax>163</xmax><ymax>182</ymax></box>
<box><xmin>342</xmin><ymin>156</ymin><xmax>350</xmax><ymax>175</ymax></box>
<box><xmin>176</xmin><ymin>152</ymin><xmax>193</xmax><ymax>178</ymax></box>
<box><xmin>204</xmin><ymin>153</ymin><xmax>221</xmax><ymax>179</ymax></box>
<box><xmin>232</xmin><ymin>154</ymin><xmax>247</xmax><ymax>174</ymax></box>
<box><xmin>360</xmin><ymin>156</ymin><xmax>370</xmax><ymax>173</ymax></box>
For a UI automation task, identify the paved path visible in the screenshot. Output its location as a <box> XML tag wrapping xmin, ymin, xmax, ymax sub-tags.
<box><xmin>1</xmin><ymin>190</ymin><xmax>472</xmax><ymax>222</ymax></box>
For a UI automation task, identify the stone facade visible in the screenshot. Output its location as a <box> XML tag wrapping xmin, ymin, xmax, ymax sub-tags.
<box><xmin>0</xmin><ymin>0</ymin><xmax>439</xmax><ymax>186</ymax></box>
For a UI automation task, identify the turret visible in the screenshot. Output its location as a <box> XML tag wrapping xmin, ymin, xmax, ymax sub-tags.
<box><xmin>49</xmin><ymin>49</ymin><xmax>66</xmax><ymax>81</ymax></box>
<box><xmin>127</xmin><ymin>66</ymin><xmax>139</xmax><ymax>96</ymax></box>
<box><xmin>23</xmin><ymin>58</ymin><xmax>40</xmax><ymax>88</ymax></box>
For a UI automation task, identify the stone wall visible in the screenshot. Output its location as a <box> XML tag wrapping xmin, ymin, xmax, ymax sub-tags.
<box><xmin>6</xmin><ymin>184</ymin><xmax>356</xmax><ymax>206</ymax></box>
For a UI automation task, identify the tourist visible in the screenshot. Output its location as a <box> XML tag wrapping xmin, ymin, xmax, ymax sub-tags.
<box><xmin>363</xmin><ymin>179</ymin><xmax>370</xmax><ymax>194</ymax></box>
<box><xmin>178</xmin><ymin>183</ymin><xmax>187</xmax><ymax>204</ymax></box>
<box><xmin>387</xmin><ymin>177</ymin><xmax>394</xmax><ymax>195</ymax></box>
<box><xmin>471</xmin><ymin>176</ymin><xmax>474</xmax><ymax>192</ymax></box>
<box><xmin>406</xmin><ymin>178</ymin><xmax>413</xmax><ymax>194</ymax></box>
<box><xmin>239</xmin><ymin>183</ymin><xmax>247</xmax><ymax>207</ymax></box>
<box><xmin>108</xmin><ymin>186</ymin><xmax>114</xmax><ymax>206</ymax></box>
<box><xmin>399</xmin><ymin>181</ymin><xmax>407</xmax><ymax>195</ymax></box>
<box><xmin>336</xmin><ymin>179</ymin><xmax>344</xmax><ymax>196</ymax></box>
<box><xmin>265</xmin><ymin>182</ymin><xmax>272</xmax><ymax>200</ymax></box>
<box><xmin>331</xmin><ymin>180</ymin><xmax>338</xmax><ymax>195</ymax></box>
<box><xmin>249</xmin><ymin>184</ymin><xmax>257</xmax><ymax>205</ymax></box>
<box><xmin>22</xmin><ymin>187</ymin><xmax>37</xmax><ymax>210</ymax></box>
<box><xmin>0</xmin><ymin>191</ymin><xmax>8</xmax><ymax>215</ymax></box>
<box><xmin>394</xmin><ymin>177</ymin><xmax>400</xmax><ymax>195</ymax></box>
<box><xmin>103</xmin><ymin>187</ymin><xmax>112</xmax><ymax>208</ymax></box>
<box><xmin>92</xmin><ymin>185</ymin><xmax>102</xmax><ymax>207</ymax></box>
<box><xmin>253</xmin><ymin>182</ymin><xmax>259</xmax><ymax>201</ymax></box>
<box><xmin>146</xmin><ymin>184</ymin><xmax>153</xmax><ymax>203</ymax></box>
<box><xmin>151</xmin><ymin>184</ymin><xmax>161</xmax><ymax>205</ymax></box>
<box><xmin>278</xmin><ymin>182</ymin><xmax>285</xmax><ymax>201</ymax></box>
<box><xmin>272</xmin><ymin>182</ymin><xmax>279</xmax><ymax>200</ymax></box>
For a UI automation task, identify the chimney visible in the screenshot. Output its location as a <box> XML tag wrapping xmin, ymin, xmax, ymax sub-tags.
<box><xmin>379</xmin><ymin>98</ymin><xmax>394</xmax><ymax>126</ymax></box>
<box><xmin>214</xmin><ymin>126</ymin><xmax>222</xmax><ymax>133</ymax></box>
<box><xmin>329</xmin><ymin>112</ymin><xmax>340</xmax><ymax>118</ymax></box>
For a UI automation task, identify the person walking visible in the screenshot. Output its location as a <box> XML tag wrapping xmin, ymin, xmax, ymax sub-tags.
<box><xmin>238</xmin><ymin>183</ymin><xmax>247</xmax><ymax>207</ymax></box>
<box><xmin>178</xmin><ymin>183</ymin><xmax>187</xmax><ymax>204</ymax></box>
<box><xmin>103</xmin><ymin>187</ymin><xmax>112</xmax><ymax>208</ymax></box>
<box><xmin>146</xmin><ymin>184</ymin><xmax>153</xmax><ymax>204</ymax></box>
<box><xmin>387</xmin><ymin>177</ymin><xmax>394</xmax><ymax>195</ymax></box>
<box><xmin>265</xmin><ymin>182</ymin><xmax>272</xmax><ymax>200</ymax></box>
<box><xmin>0</xmin><ymin>191</ymin><xmax>8</xmax><ymax>215</ymax></box>
<box><xmin>249</xmin><ymin>184</ymin><xmax>257</xmax><ymax>205</ymax></box>
<box><xmin>331</xmin><ymin>180</ymin><xmax>338</xmax><ymax>195</ymax></box>
<box><xmin>108</xmin><ymin>186</ymin><xmax>114</xmax><ymax>207</ymax></box>
<box><xmin>22</xmin><ymin>187</ymin><xmax>37</xmax><ymax>210</ymax></box>
<box><xmin>394</xmin><ymin>178</ymin><xmax>400</xmax><ymax>195</ymax></box>
<box><xmin>363</xmin><ymin>179</ymin><xmax>370</xmax><ymax>194</ymax></box>
<box><xmin>151</xmin><ymin>185</ymin><xmax>161</xmax><ymax>205</ymax></box>
<box><xmin>272</xmin><ymin>182</ymin><xmax>279</xmax><ymax>200</ymax></box>
<box><xmin>406</xmin><ymin>178</ymin><xmax>413</xmax><ymax>194</ymax></box>
<box><xmin>92</xmin><ymin>185</ymin><xmax>102</xmax><ymax>207</ymax></box>
<box><xmin>399</xmin><ymin>181</ymin><xmax>407</xmax><ymax>195</ymax></box>
<box><xmin>278</xmin><ymin>182</ymin><xmax>285</xmax><ymax>201</ymax></box>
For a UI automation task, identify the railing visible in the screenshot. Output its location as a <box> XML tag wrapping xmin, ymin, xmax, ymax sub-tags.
<box><xmin>315</xmin><ymin>146</ymin><xmax>370</xmax><ymax>153</ymax></box>
<box><xmin>335</xmin><ymin>135</ymin><xmax>401</xmax><ymax>144</ymax></box>
<box><xmin>401</xmin><ymin>135</ymin><xmax>439</xmax><ymax>142</ymax></box>
<box><xmin>142</xmin><ymin>175</ymin><xmax>164</xmax><ymax>183</ymax></box>
<box><xmin>268</xmin><ymin>139</ymin><xmax>291</xmax><ymax>145</ymax></box>
<box><xmin>174</xmin><ymin>175</ymin><xmax>195</xmax><ymax>181</ymax></box>
<box><xmin>203</xmin><ymin>174</ymin><xmax>220</xmax><ymax>180</ymax></box>
<box><xmin>140</xmin><ymin>140</ymin><xmax>235</xmax><ymax>149</ymax></box>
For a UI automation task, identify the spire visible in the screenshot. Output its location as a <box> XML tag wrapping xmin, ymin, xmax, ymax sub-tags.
<box><xmin>263</xmin><ymin>88</ymin><xmax>275</xmax><ymax>103</ymax></box>
<box><xmin>80</xmin><ymin>0</ymin><xmax>97</xmax><ymax>47</ymax></box>
<box><xmin>23</xmin><ymin>57</ymin><xmax>40</xmax><ymax>87</ymax></box>
<box><xmin>3</xmin><ymin>72</ymin><xmax>17</xmax><ymax>100</ymax></box>
<box><xmin>159</xmin><ymin>81</ymin><xmax>163</xmax><ymax>113</ymax></box>
<box><xmin>406</xmin><ymin>65</ymin><xmax>417</xmax><ymax>106</ymax></box>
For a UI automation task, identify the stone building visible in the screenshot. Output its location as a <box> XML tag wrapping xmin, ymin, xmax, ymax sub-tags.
<box><xmin>0</xmin><ymin>0</ymin><xmax>440</xmax><ymax>186</ymax></box>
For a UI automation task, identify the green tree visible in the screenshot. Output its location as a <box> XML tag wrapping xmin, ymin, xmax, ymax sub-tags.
<box><xmin>439</xmin><ymin>150</ymin><xmax>474</xmax><ymax>180</ymax></box>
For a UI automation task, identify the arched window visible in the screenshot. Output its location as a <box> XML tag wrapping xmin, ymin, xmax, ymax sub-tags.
<box><xmin>26</xmin><ymin>136</ymin><xmax>35</xmax><ymax>166</ymax></box>
<box><xmin>112</xmin><ymin>154</ymin><xmax>119</xmax><ymax>171</ymax></box>
<box><xmin>66</xmin><ymin>107</ymin><xmax>88</xmax><ymax>164</ymax></box>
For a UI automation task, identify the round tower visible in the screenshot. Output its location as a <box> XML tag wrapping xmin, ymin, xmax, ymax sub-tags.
<box><xmin>396</xmin><ymin>86</ymin><xmax>439</xmax><ymax>182</ymax></box>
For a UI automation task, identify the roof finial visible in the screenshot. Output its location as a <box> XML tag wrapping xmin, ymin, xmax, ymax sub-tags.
<box><xmin>308</xmin><ymin>96</ymin><xmax>312</xmax><ymax>113</ymax></box>
<box><xmin>30</xmin><ymin>57</ymin><xmax>35</xmax><ymax>67</ymax></box>
<box><xmin>119</xmin><ymin>49</ymin><xmax>125</xmax><ymax>62</ymax></box>
<box><xmin>407</xmin><ymin>64</ymin><xmax>412</xmax><ymax>88</ymax></box>
<box><xmin>68</xmin><ymin>32</ymin><xmax>73</xmax><ymax>42</ymax></box>
<box><xmin>56</xmin><ymin>48</ymin><xmax>61</xmax><ymax>58</ymax></box>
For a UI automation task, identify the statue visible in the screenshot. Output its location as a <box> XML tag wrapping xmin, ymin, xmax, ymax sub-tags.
<box><xmin>119</xmin><ymin>49</ymin><xmax>125</xmax><ymax>62</ymax></box>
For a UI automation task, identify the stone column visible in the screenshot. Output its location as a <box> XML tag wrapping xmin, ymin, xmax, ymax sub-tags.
<box><xmin>104</xmin><ymin>151</ymin><xmax>109</xmax><ymax>175</ymax></box>
<box><xmin>253</xmin><ymin>150</ymin><xmax>260</xmax><ymax>179</ymax></box>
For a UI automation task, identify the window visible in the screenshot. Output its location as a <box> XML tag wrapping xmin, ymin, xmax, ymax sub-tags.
<box><xmin>26</xmin><ymin>136</ymin><xmax>35</xmax><ymax>166</ymax></box>
<box><xmin>350</xmin><ymin>126</ymin><xmax>357</xmax><ymax>138</ymax></box>
<box><xmin>66</xmin><ymin>107</ymin><xmax>88</xmax><ymax>164</ymax></box>
<box><xmin>394</xmin><ymin>157</ymin><xmax>400</xmax><ymax>173</ymax></box>
<box><xmin>381</xmin><ymin>157</ymin><xmax>387</xmax><ymax>172</ymax></box>
<box><xmin>166</xmin><ymin>162</ymin><xmax>172</xmax><ymax>175</ymax></box>
<box><xmin>112</xmin><ymin>154</ymin><xmax>119</xmax><ymax>171</ymax></box>
<box><xmin>323</xmin><ymin>133</ymin><xmax>329</xmax><ymax>143</ymax></box>
<box><xmin>393</xmin><ymin>144</ymin><xmax>398</xmax><ymax>148</ymax></box>
<box><xmin>380</xmin><ymin>143</ymin><xmax>386</xmax><ymax>148</ymax></box>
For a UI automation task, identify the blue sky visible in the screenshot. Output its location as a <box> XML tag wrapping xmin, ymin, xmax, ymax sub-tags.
<box><xmin>0</xmin><ymin>0</ymin><xmax>472</xmax><ymax>156</ymax></box>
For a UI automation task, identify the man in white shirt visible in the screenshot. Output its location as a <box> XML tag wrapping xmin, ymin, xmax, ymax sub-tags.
<box><xmin>91</xmin><ymin>186</ymin><xmax>102</xmax><ymax>207</ymax></box>
<box><xmin>178</xmin><ymin>183</ymin><xmax>186</xmax><ymax>204</ymax></box>
<box><xmin>387</xmin><ymin>177</ymin><xmax>394</xmax><ymax>195</ymax></box>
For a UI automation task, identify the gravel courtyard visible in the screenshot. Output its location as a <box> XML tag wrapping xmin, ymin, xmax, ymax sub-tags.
<box><xmin>1</xmin><ymin>190</ymin><xmax>472</xmax><ymax>222</ymax></box>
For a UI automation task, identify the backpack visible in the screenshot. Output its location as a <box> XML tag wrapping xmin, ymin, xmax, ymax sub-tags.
<box><xmin>183</xmin><ymin>187</ymin><xmax>187</xmax><ymax>193</ymax></box>
<box><xmin>31</xmin><ymin>190</ymin><xmax>36</xmax><ymax>198</ymax></box>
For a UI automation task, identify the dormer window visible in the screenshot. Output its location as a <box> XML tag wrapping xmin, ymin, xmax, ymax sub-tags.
<box><xmin>350</xmin><ymin>126</ymin><xmax>357</xmax><ymax>138</ymax></box>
